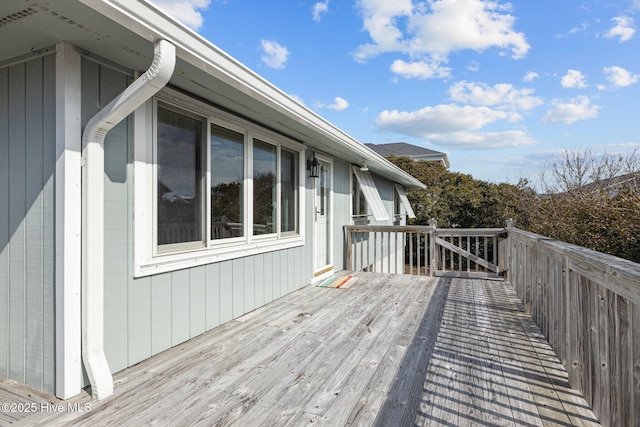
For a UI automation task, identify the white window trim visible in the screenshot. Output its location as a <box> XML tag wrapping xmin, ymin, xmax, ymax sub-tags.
<box><xmin>394</xmin><ymin>184</ymin><xmax>416</xmax><ymax>219</ymax></box>
<box><xmin>352</xmin><ymin>166</ymin><xmax>390</xmax><ymax>221</ymax></box>
<box><xmin>133</xmin><ymin>88</ymin><xmax>305</xmax><ymax>277</ymax></box>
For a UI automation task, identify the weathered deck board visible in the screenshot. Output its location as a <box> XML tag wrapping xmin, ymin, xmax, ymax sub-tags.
<box><xmin>3</xmin><ymin>273</ymin><xmax>599</xmax><ymax>426</ymax></box>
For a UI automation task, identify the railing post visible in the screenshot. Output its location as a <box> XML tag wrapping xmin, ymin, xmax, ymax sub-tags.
<box><xmin>429</xmin><ymin>218</ymin><xmax>437</xmax><ymax>276</ymax></box>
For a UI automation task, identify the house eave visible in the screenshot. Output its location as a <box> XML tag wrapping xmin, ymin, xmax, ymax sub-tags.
<box><xmin>0</xmin><ymin>0</ymin><xmax>424</xmax><ymax>189</ymax></box>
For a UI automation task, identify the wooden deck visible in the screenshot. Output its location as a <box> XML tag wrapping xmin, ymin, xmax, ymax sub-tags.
<box><xmin>3</xmin><ymin>272</ymin><xmax>599</xmax><ymax>426</ymax></box>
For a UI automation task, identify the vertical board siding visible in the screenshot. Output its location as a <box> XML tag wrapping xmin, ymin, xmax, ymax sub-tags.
<box><xmin>0</xmin><ymin>55</ymin><xmax>56</xmax><ymax>393</ymax></box>
<box><xmin>189</xmin><ymin>267</ymin><xmax>206</xmax><ymax>338</ymax></box>
<box><xmin>25</xmin><ymin>58</ymin><xmax>44</xmax><ymax>389</ymax></box>
<box><xmin>128</xmin><ymin>276</ymin><xmax>151</xmax><ymax>366</ymax></box>
<box><xmin>331</xmin><ymin>158</ymin><xmax>351</xmax><ymax>270</ymax></box>
<box><xmin>232</xmin><ymin>258</ymin><xmax>244</xmax><ymax>319</ymax></box>
<box><xmin>254</xmin><ymin>255</ymin><xmax>265</xmax><ymax>308</ymax></box>
<box><xmin>150</xmin><ymin>273</ymin><xmax>172</xmax><ymax>355</ymax></box>
<box><xmin>0</xmin><ymin>65</ymin><xmax>9</xmax><ymax>381</ymax></box>
<box><xmin>42</xmin><ymin>54</ymin><xmax>56</xmax><ymax>393</ymax></box>
<box><xmin>171</xmin><ymin>269</ymin><xmax>191</xmax><ymax>347</ymax></box>
<box><xmin>8</xmin><ymin>62</ymin><xmax>27</xmax><ymax>384</ymax></box>
<box><xmin>219</xmin><ymin>261</ymin><xmax>233</xmax><ymax>323</ymax></box>
<box><xmin>243</xmin><ymin>256</ymin><xmax>255</xmax><ymax>313</ymax></box>
<box><xmin>263</xmin><ymin>252</ymin><xmax>274</xmax><ymax>303</ymax></box>
<box><xmin>205</xmin><ymin>263</ymin><xmax>221</xmax><ymax>330</ymax></box>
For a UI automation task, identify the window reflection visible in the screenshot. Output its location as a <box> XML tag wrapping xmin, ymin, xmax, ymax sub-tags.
<box><xmin>211</xmin><ymin>124</ymin><xmax>244</xmax><ymax>240</ymax></box>
<box><xmin>157</xmin><ymin>106</ymin><xmax>203</xmax><ymax>245</ymax></box>
<box><xmin>281</xmin><ymin>148</ymin><xmax>298</xmax><ymax>233</ymax></box>
<box><xmin>253</xmin><ymin>139</ymin><xmax>276</xmax><ymax>235</ymax></box>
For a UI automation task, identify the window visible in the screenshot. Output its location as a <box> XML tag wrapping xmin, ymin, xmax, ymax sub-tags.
<box><xmin>281</xmin><ymin>148</ymin><xmax>299</xmax><ymax>233</ymax></box>
<box><xmin>393</xmin><ymin>188</ymin><xmax>401</xmax><ymax>217</ymax></box>
<box><xmin>352</xmin><ymin>173</ymin><xmax>367</xmax><ymax>220</ymax></box>
<box><xmin>253</xmin><ymin>139</ymin><xmax>277</xmax><ymax>235</ymax></box>
<box><xmin>156</xmin><ymin>104</ymin><xmax>205</xmax><ymax>250</ymax></box>
<box><xmin>135</xmin><ymin>89</ymin><xmax>305</xmax><ymax>276</ymax></box>
<box><xmin>210</xmin><ymin>124</ymin><xmax>244</xmax><ymax>240</ymax></box>
<box><xmin>352</xmin><ymin>166</ymin><xmax>390</xmax><ymax>221</ymax></box>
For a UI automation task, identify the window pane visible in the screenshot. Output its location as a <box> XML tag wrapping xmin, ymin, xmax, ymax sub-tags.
<box><xmin>281</xmin><ymin>148</ymin><xmax>298</xmax><ymax>233</ymax></box>
<box><xmin>352</xmin><ymin>175</ymin><xmax>366</xmax><ymax>216</ymax></box>
<box><xmin>157</xmin><ymin>106</ymin><xmax>203</xmax><ymax>245</ymax></box>
<box><xmin>211</xmin><ymin>124</ymin><xmax>244</xmax><ymax>240</ymax></box>
<box><xmin>253</xmin><ymin>139</ymin><xmax>276</xmax><ymax>235</ymax></box>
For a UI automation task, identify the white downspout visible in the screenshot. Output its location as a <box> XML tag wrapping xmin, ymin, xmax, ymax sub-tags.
<box><xmin>82</xmin><ymin>39</ymin><xmax>175</xmax><ymax>399</ymax></box>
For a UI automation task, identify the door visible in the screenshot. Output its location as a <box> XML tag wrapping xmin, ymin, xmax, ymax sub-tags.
<box><xmin>313</xmin><ymin>155</ymin><xmax>332</xmax><ymax>275</ymax></box>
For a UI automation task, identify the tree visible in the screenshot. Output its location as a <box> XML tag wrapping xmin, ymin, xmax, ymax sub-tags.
<box><xmin>387</xmin><ymin>156</ymin><xmax>531</xmax><ymax>228</ymax></box>
<box><xmin>525</xmin><ymin>148</ymin><xmax>640</xmax><ymax>262</ymax></box>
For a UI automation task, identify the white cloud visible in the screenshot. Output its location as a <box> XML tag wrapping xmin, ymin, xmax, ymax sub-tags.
<box><xmin>603</xmin><ymin>66</ymin><xmax>639</xmax><ymax>87</ymax></box>
<box><xmin>354</xmin><ymin>0</ymin><xmax>529</xmax><ymax>78</ymax></box>
<box><xmin>427</xmin><ymin>130</ymin><xmax>538</xmax><ymax>149</ymax></box>
<box><xmin>151</xmin><ymin>0</ymin><xmax>211</xmax><ymax>30</ymax></box>
<box><xmin>541</xmin><ymin>96</ymin><xmax>600</xmax><ymax>124</ymax></box>
<box><xmin>604</xmin><ymin>16</ymin><xmax>635</xmax><ymax>42</ymax></box>
<box><xmin>260</xmin><ymin>40</ymin><xmax>290</xmax><ymax>69</ymax></box>
<box><xmin>449</xmin><ymin>81</ymin><xmax>543</xmax><ymax>111</ymax></box>
<box><xmin>375</xmin><ymin>104</ymin><xmax>519</xmax><ymax>136</ymax></box>
<box><xmin>323</xmin><ymin>96</ymin><xmax>350</xmax><ymax>111</ymax></box>
<box><xmin>313</xmin><ymin>0</ymin><xmax>330</xmax><ymax>21</ymax></box>
<box><xmin>561</xmin><ymin>69</ymin><xmax>588</xmax><ymax>89</ymax></box>
<box><xmin>523</xmin><ymin>71</ymin><xmax>539</xmax><ymax>82</ymax></box>
<box><xmin>390</xmin><ymin>59</ymin><xmax>450</xmax><ymax>79</ymax></box>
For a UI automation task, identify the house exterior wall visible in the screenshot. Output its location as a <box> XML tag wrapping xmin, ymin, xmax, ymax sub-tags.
<box><xmin>0</xmin><ymin>53</ymin><xmax>56</xmax><ymax>394</ymax></box>
<box><xmin>81</xmin><ymin>57</ymin><xmax>316</xmax><ymax>375</ymax></box>
<box><xmin>0</xmin><ymin>48</ymin><xmax>405</xmax><ymax>394</ymax></box>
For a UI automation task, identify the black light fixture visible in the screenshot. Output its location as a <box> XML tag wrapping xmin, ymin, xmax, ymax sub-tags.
<box><xmin>308</xmin><ymin>156</ymin><xmax>320</xmax><ymax>178</ymax></box>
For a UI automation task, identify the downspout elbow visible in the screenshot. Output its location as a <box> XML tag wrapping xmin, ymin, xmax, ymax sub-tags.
<box><xmin>82</xmin><ymin>39</ymin><xmax>175</xmax><ymax>400</ymax></box>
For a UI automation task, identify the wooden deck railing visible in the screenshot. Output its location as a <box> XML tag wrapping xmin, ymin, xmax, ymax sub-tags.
<box><xmin>504</xmin><ymin>222</ymin><xmax>640</xmax><ymax>427</ymax></box>
<box><xmin>344</xmin><ymin>221</ymin><xmax>640</xmax><ymax>426</ymax></box>
<box><xmin>343</xmin><ymin>222</ymin><xmax>505</xmax><ymax>278</ymax></box>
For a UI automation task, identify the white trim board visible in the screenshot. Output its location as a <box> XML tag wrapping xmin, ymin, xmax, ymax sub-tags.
<box><xmin>54</xmin><ymin>41</ymin><xmax>83</xmax><ymax>399</ymax></box>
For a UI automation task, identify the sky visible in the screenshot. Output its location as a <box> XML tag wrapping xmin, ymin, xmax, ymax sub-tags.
<box><xmin>151</xmin><ymin>0</ymin><xmax>640</xmax><ymax>184</ymax></box>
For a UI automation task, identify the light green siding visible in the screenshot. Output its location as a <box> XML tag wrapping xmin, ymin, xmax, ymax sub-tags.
<box><xmin>0</xmin><ymin>54</ymin><xmax>56</xmax><ymax>393</ymax></box>
<box><xmin>83</xmin><ymin>57</ymin><xmax>315</xmax><ymax>375</ymax></box>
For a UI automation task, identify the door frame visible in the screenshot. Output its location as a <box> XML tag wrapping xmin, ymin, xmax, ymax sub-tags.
<box><xmin>312</xmin><ymin>152</ymin><xmax>333</xmax><ymax>278</ymax></box>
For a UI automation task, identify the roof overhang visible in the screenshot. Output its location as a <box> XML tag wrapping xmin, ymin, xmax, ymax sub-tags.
<box><xmin>0</xmin><ymin>0</ymin><xmax>425</xmax><ymax>189</ymax></box>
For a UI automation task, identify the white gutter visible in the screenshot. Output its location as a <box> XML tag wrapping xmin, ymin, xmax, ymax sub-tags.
<box><xmin>81</xmin><ymin>39</ymin><xmax>175</xmax><ymax>399</ymax></box>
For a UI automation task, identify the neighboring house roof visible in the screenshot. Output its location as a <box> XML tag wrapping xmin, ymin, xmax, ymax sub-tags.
<box><xmin>0</xmin><ymin>0</ymin><xmax>425</xmax><ymax>190</ymax></box>
<box><xmin>365</xmin><ymin>143</ymin><xmax>450</xmax><ymax>168</ymax></box>
<box><xmin>579</xmin><ymin>171</ymin><xmax>640</xmax><ymax>196</ymax></box>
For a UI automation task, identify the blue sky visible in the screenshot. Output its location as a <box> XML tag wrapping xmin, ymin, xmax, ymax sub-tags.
<box><xmin>152</xmin><ymin>0</ymin><xmax>640</xmax><ymax>183</ymax></box>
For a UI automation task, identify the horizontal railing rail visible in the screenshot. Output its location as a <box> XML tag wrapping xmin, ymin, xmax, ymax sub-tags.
<box><xmin>504</xmin><ymin>222</ymin><xmax>640</xmax><ymax>427</ymax></box>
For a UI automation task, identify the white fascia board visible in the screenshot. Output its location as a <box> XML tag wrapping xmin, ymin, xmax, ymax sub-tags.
<box><xmin>77</xmin><ymin>0</ymin><xmax>425</xmax><ymax>190</ymax></box>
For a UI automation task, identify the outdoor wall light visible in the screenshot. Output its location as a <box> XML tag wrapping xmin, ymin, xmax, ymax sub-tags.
<box><xmin>308</xmin><ymin>156</ymin><xmax>320</xmax><ymax>178</ymax></box>
<box><xmin>360</xmin><ymin>160</ymin><xmax>369</xmax><ymax>172</ymax></box>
